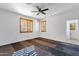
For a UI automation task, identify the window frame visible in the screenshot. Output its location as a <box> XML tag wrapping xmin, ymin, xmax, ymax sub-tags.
<box><xmin>20</xmin><ymin>17</ymin><xmax>33</xmax><ymax>33</ymax></box>
<box><xmin>40</xmin><ymin>20</ymin><xmax>46</xmax><ymax>32</ymax></box>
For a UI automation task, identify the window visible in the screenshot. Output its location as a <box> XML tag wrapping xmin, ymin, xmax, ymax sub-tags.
<box><xmin>40</xmin><ymin>20</ymin><xmax>46</xmax><ymax>32</ymax></box>
<box><xmin>27</xmin><ymin>20</ymin><xmax>33</xmax><ymax>32</ymax></box>
<box><xmin>70</xmin><ymin>23</ymin><xmax>76</xmax><ymax>31</ymax></box>
<box><xmin>20</xmin><ymin>16</ymin><xmax>33</xmax><ymax>33</ymax></box>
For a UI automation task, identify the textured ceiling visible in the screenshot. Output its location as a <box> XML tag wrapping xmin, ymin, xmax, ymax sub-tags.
<box><xmin>0</xmin><ymin>3</ymin><xmax>79</xmax><ymax>19</ymax></box>
<box><xmin>26</xmin><ymin>3</ymin><xmax>56</xmax><ymax>8</ymax></box>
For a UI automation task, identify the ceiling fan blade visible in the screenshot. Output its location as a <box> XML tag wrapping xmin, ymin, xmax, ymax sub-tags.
<box><xmin>36</xmin><ymin>6</ymin><xmax>40</xmax><ymax>9</ymax></box>
<box><xmin>37</xmin><ymin>13</ymin><xmax>40</xmax><ymax>15</ymax></box>
<box><xmin>42</xmin><ymin>8</ymin><xmax>49</xmax><ymax>11</ymax></box>
<box><xmin>32</xmin><ymin>11</ymin><xmax>38</xmax><ymax>12</ymax></box>
<box><xmin>36</xmin><ymin>6</ymin><xmax>41</xmax><ymax>11</ymax></box>
<box><xmin>41</xmin><ymin>11</ymin><xmax>46</xmax><ymax>15</ymax></box>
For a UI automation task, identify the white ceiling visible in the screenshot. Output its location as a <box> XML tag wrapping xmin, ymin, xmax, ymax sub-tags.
<box><xmin>0</xmin><ymin>3</ymin><xmax>79</xmax><ymax>19</ymax></box>
<box><xmin>0</xmin><ymin>3</ymin><xmax>35</xmax><ymax>17</ymax></box>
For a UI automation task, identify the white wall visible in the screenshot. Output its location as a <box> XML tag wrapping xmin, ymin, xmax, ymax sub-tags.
<box><xmin>40</xmin><ymin>9</ymin><xmax>79</xmax><ymax>45</ymax></box>
<box><xmin>0</xmin><ymin>10</ymin><xmax>39</xmax><ymax>46</ymax></box>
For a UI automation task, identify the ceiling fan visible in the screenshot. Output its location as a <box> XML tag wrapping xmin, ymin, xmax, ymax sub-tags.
<box><xmin>32</xmin><ymin>6</ymin><xmax>49</xmax><ymax>15</ymax></box>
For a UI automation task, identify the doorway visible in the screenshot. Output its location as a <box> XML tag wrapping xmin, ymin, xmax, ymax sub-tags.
<box><xmin>66</xmin><ymin>20</ymin><xmax>78</xmax><ymax>40</ymax></box>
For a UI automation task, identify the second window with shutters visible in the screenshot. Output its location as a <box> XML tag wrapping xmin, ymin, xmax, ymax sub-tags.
<box><xmin>40</xmin><ymin>20</ymin><xmax>46</xmax><ymax>32</ymax></box>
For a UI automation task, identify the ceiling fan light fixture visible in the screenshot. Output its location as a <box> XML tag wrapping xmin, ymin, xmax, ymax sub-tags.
<box><xmin>32</xmin><ymin>6</ymin><xmax>49</xmax><ymax>15</ymax></box>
